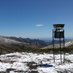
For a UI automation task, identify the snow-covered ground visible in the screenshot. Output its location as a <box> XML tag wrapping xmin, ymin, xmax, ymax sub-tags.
<box><xmin>0</xmin><ymin>52</ymin><xmax>73</xmax><ymax>73</ymax></box>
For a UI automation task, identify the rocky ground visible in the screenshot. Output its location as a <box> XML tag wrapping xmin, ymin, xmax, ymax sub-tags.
<box><xmin>0</xmin><ymin>52</ymin><xmax>73</xmax><ymax>73</ymax></box>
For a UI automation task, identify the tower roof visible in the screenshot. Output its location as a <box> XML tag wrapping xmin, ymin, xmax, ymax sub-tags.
<box><xmin>53</xmin><ymin>24</ymin><xmax>64</xmax><ymax>29</ymax></box>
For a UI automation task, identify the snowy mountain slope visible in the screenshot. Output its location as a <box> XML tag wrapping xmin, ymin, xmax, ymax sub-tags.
<box><xmin>41</xmin><ymin>40</ymin><xmax>73</xmax><ymax>49</ymax></box>
<box><xmin>0</xmin><ymin>36</ymin><xmax>21</xmax><ymax>44</ymax></box>
<box><xmin>65</xmin><ymin>40</ymin><xmax>73</xmax><ymax>47</ymax></box>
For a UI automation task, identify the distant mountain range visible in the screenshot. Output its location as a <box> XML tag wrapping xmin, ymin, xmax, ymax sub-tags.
<box><xmin>3</xmin><ymin>36</ymin><xmax>49</xmax><ymax>47</ymax></box>
<box><xmin>0</xmin><ymin>36</ymin><xmax>72</xmax><ymax>47</ymax></box>
<box><xmin>0</xmin><ymin>35</ymin><xmax>73</xmax><ymax>54</ymax></box>
<box><xmin>0</xmin><ymin>35</ymin><xmax>50</xmax><ymax>54</ymax></box>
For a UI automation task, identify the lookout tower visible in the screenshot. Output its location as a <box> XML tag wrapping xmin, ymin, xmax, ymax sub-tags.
<box><xmin>52</xmin><ymin>24</ymin><xmax>65</xmax><ymax>64</ymax></box>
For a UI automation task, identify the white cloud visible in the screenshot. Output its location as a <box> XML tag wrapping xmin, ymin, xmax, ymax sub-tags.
<box><xmin>35</xmin><ymin>24</ymin><xmax>44</xmax><ymax>27</ymax></box>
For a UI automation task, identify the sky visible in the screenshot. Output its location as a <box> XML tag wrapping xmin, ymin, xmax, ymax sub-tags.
<box><xmin>0</xmin><ymin>0</ymin><xmax>73</xmax><ymax>39</ymax></box>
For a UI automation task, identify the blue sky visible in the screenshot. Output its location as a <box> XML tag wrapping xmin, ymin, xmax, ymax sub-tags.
<box><xmin>0</xmin><ymin>0</ymin><xmax>73</xmax><ymax>39</ymax></box>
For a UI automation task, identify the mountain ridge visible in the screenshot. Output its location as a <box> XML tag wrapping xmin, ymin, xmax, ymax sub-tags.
<box><xmin>0</xmin><ymin>35</ymin><xmax>73</xmax><ymax>54</ymax></box>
